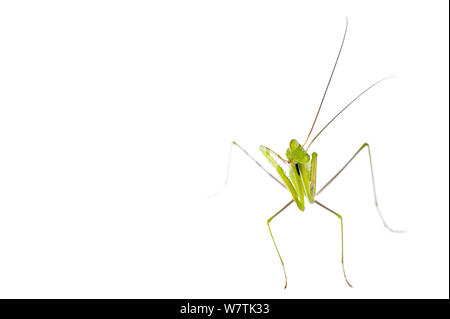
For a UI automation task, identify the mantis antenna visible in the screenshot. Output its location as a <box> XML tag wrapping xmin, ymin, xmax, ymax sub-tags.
<box><xmin>303</xmin><ymin>18</ymin><xmax>348</xmax><ymax>147</ymax></box>
<box><xmin>305</xmin><ymin>76</ymin><xmax>394</xmax><ymax>151</ymax></box>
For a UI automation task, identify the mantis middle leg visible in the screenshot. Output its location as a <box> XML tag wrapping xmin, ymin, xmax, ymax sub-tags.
<box><xmin>209</xmin><ymin>141</ymin><xmax>286</xmax><ymax>197</ymax></box>
<box><xmin>317</xmin><ymin>143</ymin><xmax>403</xmax><ymax>233</ymax></box>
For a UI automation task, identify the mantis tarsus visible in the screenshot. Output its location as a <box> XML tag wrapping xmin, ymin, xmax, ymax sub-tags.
<box><xmin>215</xmin><ymin>19</ymin><xmax>404</xmax><ymax>289</ymax></box>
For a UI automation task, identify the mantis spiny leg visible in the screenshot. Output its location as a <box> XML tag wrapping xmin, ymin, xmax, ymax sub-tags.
<box><xmin>314</xmin><ymin>200</ymin><xmax>353</xmax><ymax>288</ymax></box>
<box><xmin>209</xmin><ymin>141</ymin><xmax>286</xmax><ymax>198</ymax></box>
<box><xmin>316</xmin><ymin>143</ymin><xmax>404</xmax><ymax>233</ymax></box>
<box><xmin>267</xmin><ymin>199</ymin><xmax>294</xmax><ymax>289</ymax></box>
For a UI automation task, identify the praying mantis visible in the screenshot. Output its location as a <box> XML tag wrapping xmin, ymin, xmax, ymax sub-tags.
<box><xmin>214</xmin><ymin>19</ymin><xmax>404</xmax><ymax>289</ymax></box>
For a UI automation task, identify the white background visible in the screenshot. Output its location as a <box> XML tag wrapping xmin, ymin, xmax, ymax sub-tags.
<box><xmin>0</xmin><ymin>1</ymin><xmax>448</xmax><ymax>298</ymax></box>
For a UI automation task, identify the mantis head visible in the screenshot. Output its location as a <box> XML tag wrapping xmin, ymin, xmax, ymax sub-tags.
<box><xmin>286</xmin><ymin>139</ymin><xmax>310</xmax><ymax>164</ymax></box>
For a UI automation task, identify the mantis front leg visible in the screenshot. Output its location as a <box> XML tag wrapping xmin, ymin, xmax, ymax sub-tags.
<box><xmin>259</xmin><ymin>145</ymin><xmax>305</xmax><ymax>211</ymax></box>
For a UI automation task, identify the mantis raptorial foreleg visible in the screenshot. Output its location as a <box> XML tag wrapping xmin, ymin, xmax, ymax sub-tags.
<box><xmin>209</xmin><ymin>141</ymin><xmax>286</xmax><ymax>197</ymax></box>
<box><xmin>317</xmin><ymin>143</ymin><xmax>403</xmax><ymax>233</ymax></box>
<box><xmin>267</xmin><ymin>200</ymin><xmax>294</xmax><ymax>289</ymax></box>
<box><xmin>314</xmin><ymin>200</ymin><xmax>353</xmax><ymax>288</ymax></box>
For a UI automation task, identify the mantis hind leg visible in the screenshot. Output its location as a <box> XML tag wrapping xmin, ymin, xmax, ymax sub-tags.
<box><xmin>315</xmin><ymin>200</ymin><xmax>353</xmax><ymax>288</ymax></box>
<box><xmin>209</xmin><ymin>141</ymin><xmax>286</xmax><ymax>197</ymax></box>
<box><xmin>267</xmin><ymin>200</ymin><xmax>294</xmax><ymax>289</ymax></box>
<box><xmin>317</xmin><ymin>143</ymin><xmax>404</xmax><ymax>233</ymax></box>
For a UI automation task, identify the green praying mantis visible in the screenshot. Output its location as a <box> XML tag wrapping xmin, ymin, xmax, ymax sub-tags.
<box><xmin>213</xmin><ymin>19</ymin><xmax>404</xmax><ymax>289</ymax></box>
